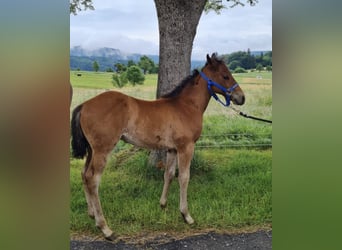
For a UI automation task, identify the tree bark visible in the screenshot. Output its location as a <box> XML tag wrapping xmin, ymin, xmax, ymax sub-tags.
<box><xmin>154</xmin><ymin>0</ymin><xmax>207</xmax><ymax>97</ymax></box>
<box><xmin>150</xmin><ymin>0</ymin><xmax>207</xmax><ymax>168</ymax></box>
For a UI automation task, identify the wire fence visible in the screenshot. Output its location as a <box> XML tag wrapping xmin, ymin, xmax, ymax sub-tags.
<box><xmin>71</xmin><ymin>88</ymin><xmax>272</xmax><ymax>150</ymax></box>
<box><xmin>196</xmin><ymin>132</ymin><xmax>272</xmax><ymax>149</ymax></box>
<box><xmin>196</xmin><ymin>143</ymin><xmax>272</xmax><ymax>149</ymax></box>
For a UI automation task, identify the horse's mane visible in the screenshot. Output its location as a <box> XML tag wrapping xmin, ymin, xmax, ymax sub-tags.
<box><xmin>161</xmin><ymin>70</ymin><xmax>199</xmax><ymax>98</ymax></box>
<box><xmin>161</xmin><ymin>53</ymin><xmax>224</xmax><ymax>98</ymax></box>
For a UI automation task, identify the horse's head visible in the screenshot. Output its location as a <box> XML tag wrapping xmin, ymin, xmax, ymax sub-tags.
<box><xmin>202</xmin><ymin>53</ymin><xmax>245</xmax><ymax>106</ymax></box>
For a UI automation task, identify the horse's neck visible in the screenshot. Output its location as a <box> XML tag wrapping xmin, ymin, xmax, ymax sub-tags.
<box><xmin>177</xmin><ymin>76</ymin><xmax>211</xmax><ymax>114</ymax></box>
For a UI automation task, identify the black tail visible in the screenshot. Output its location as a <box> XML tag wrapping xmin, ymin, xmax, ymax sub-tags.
<box><xmin>71</xmin><ymin>104</ymin><xmax>90</xmax><ymax>159</ymax></box>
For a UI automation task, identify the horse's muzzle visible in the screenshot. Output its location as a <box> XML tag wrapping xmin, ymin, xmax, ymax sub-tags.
<box><xmin>232</xmin><ymin>94</ymin><xmax>245</xmax><ymax>105</ymax></box>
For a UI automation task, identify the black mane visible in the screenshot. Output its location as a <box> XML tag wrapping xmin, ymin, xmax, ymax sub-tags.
<box><xmin>161</xmin><ymin>54</ymin><xmax>224</xmax><ymax>98</ymax></box>
<box><xmin>161</xmin><ymin>70</ymin><xmax>199</xmax><ymax>98</ymax></box>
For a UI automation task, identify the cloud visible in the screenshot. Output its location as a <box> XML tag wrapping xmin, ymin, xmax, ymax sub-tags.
<box><xmin>70</xmin><ymin>1</ymin><xmax>159</xmax><ymax>55</ymax></box>
<box><xmin>70</xmin><ymin>26</ymin><xmax>159</xmax><ymax>55</ymax></box>
<box><xmin>70</xmin><ymin>0</ymin><xmax>271</xmax><ymax>60</ymax></box>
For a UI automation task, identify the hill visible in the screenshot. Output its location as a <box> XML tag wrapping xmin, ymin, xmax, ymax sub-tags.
<box><xmin>70</xmin><ymin>46</ymin><xmax>158</xmax><ymax>71</ymax></box>
<box><xmin>70</xmin><ymin>46</ymin><xmax>270</xmax><ymax>72</ymax></box>
<box><xmin>70</xmin><ymin>46</ymin><xmax>206</xmax><ymax>71</ymax></box>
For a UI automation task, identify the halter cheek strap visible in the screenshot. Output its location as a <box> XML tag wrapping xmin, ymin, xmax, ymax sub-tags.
<box><xmin>200</xmin><ymin>72</ymin><xmax>239</xmax><ymax>107</ymax></box>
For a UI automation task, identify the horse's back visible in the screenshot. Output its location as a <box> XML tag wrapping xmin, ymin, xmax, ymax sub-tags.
<box><xmin>79</xmin><ymin>90</ymin><xmax>201</xmax><ymax>150</ymax></box>
<box><xmin>82</xmin><ymin>90</ymin><xmax>130</xmax><ymax>110</ymax></box>
<box><xmin>79</xmin><ymin>91</ymin><xmax>132</xmax><ymax>146</ymax></box>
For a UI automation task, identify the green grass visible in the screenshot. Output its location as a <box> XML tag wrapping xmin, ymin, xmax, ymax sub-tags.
<box><xmin>234</xmin><ymin>71</ymin><xmax>272</xmax><ymax>79</ymax></box>
<box><xmin>70</xmin><ymin>71</ymin><xmax>114</xmax><ymax>89</ymax></box>
<box><xmin>70</xmin><ymin>149</ymin><xmax>271</xmax><ymax>235</ymax></box>
<box><xmin>200</xmin><ymin>115</ymin><xmax>272</xmax><ymax>149</ymax></box>
<box><xmin>70</xmin><ymin>70</ymin><xmax>272</xmax><ymax>237</ymax></box>
<box><xmin>70</xmin><ymin>71</ymin><xmax>271</xmax><ymax>89</ymax></box>
<box><xmin>70</xmin><ymin>71</ymin><xmax>158</xmax><ymax>89</ymax></box>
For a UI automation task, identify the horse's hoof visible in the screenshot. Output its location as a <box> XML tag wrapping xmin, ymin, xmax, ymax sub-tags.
<box><xmin>181</xmin><ymin>213</ymin><xmax>195</xmax><ymax>224</ymax></box>
<box><xmin>187</xmin><ymin>217</ymin><xmax>195</xmax><ymax>224</ymax></box>
<box><xmin>104</xmin><ymin>233</ymin><xmax>116</xmax><ymax>241</ymax></box>
<box><xmin>160</xmin><ymin>203</ymin><xmax>167</xmax><ymax>209</ymax></box>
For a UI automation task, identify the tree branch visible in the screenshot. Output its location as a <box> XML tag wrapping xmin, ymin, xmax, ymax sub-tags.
<box><xmin>70</xmin><ymin>0</ymin><xmax>94</xmax><ymax>15</ymax></box>
<box><xmin>205</xmin><ymin>0</ymin><xmax>258</xmax><ymax>14</ymax></box>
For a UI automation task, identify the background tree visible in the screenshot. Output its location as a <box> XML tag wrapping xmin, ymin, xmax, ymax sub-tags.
<box><xmin>228</xmin><ymin>60</ymin><xmax>241</xmax><ymax>70</ymax></box>
<box><xmin>243</xmin><ymin>48</ymin><xmax>256</xmax><ymax>69</ymax></box>
<box><xmin>255</xmin><ymin>51</ymin><xmax>264</xmax><ymax>65</ymax></box>
<box><xmin>262</xmin><ymin>51</ymin><xmax>272</xmax><ymax>67</ymax></box>
<box><xmin>114</xmin><ymin>63</ymin><xmax>127</xmax><ymax>73</ymax></box>
<box><xmin>126</xmin><ymin>66</ymin><xmax>145</xmax><ymax>86</ymax></box>
<box><xmin>225</xmin><ymin>50</ymin><xmax>255</xmax><ymax>70</ymax></box>
<box><xmin>138</xmin><ymin>55</ymin><xmax>155</xmax><ymax>74</ymax></box>
<box><xmin>234</xmin><ymin>66</ymin><xmax>247</xmax><ymax>73</ymax></box>
<box><xmin>256</xmin><ymin>63</ymin><xmax>263</xmax><ymax>72</ymax></box>
<box><xmin>127</xmin><ymin>60</ymin><xmax>136</xmax><ymax>68</ymax></box>
<box><xmin>92</xmin><ymin>60</ymin><xmax>99</xmax><ymax>72</ymax></box>
<box><xmin>223</xmin><ymin>50</ymin><xmax>272</xmax><ymax>70</ymax></box>
<box><xmin>112</xmin><ymin>72</ymin><xmax>128</xmax><ymax>88</ymax></box>
<box><xmin>150</xmin><ymin>64</ymin><xmax>159</xmax><ymax>74</ymax></box>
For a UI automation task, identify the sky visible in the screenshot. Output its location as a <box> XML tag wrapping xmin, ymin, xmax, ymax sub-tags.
<box><xmin>70</xmin><ymin>0</ymin><xmax>272</xmax><ymax>60</ymax></box>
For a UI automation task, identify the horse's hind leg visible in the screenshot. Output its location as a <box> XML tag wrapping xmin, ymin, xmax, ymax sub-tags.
<box><xmin>83</xmin><ymin>149</ymin><xmax>115</xmax><ymax>240</ymax></box>
<box><xmin>177</xmin><ymin>143</ymin><xmax>195</xmax><ymax>224</ymax></box>
<box><xmin>160</xmin><ymin>150</ymin><xmax>177</xmax><ymax>208</ymax></box>
<box><xmin>81</xmin><ymin>150</ymin><xmax>95</xmax><ymax>218</ymax></box>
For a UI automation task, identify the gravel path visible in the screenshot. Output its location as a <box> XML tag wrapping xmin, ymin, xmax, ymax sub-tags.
<box><xmin>71</xmin><ymin>230</ymin><xmax>272</xmax><ymax>249</ymax></box>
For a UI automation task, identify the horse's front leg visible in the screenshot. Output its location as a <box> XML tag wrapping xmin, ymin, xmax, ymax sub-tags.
<box><xmin>160</xmin><ymin>150</ymin><xmax>177</xmax><ymax>208</ymax></box>
<box><xmin>177</xmin><ymin>143</ymin><xmax>195</xmax><ymax>224</ymax></box>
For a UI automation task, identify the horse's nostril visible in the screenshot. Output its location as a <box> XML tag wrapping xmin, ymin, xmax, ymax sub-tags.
<box><xmin>241</xmin><ymin>95</ymin><xmax>245</xmax><ymax>105</ymax></box>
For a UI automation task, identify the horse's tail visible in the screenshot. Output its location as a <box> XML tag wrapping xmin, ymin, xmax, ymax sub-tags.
<box><xmin>71</xmin><ymin>104</ymin><xmax>90</xmax><ymax>159</ymax></box>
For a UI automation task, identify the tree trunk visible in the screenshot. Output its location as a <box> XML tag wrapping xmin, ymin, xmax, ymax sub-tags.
<box><xmin>154</xmin><ymin>0</ymin><xmax>207</xmax><ymax>97</ymax></box>
<box><xmin>150</xmin><ymin>0</ymin><xmax>207</xmax><ymax>168</ymax></box>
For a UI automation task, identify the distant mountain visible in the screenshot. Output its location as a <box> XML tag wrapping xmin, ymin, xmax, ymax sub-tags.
<box><xmin>70</xmin><ymin>46</ymin><xmax>270</xmax><ymax>72</ymax></box>
<box><xmin>70</xmin><ymin>46</ymin><xmax>155</xmax><ymax>71</ymax></box>
<box><xmin>70</xmin><ymin>46</ymin><xmax>148</xmax><ymax>60</ymax></box>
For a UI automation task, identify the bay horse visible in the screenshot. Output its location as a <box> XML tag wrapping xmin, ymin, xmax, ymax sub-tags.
<box><xmin>71</xmin><ymin>53</ymin><xmax>245</xmax><ymax>240</ymax></box>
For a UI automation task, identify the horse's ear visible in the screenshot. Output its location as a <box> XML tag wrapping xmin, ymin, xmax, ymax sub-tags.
<box><xmin>211</xmin><ymin>53</ymin><xmax>219</xmax><ymax>62</ymax></box>
<box><xmin>206</xmin><ymin>54</ymin><xmax>212</xmax><ymax>65</ymax></box>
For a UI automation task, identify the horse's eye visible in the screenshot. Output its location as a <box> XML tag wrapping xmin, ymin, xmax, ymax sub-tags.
<box><xmin>223</xmin><ymin>75</ymin><xmax>230</xmax><ymax>80</ymax></box>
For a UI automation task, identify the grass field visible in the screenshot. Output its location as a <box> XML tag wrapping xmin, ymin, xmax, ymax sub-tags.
<box><xmin>70</xmin><ymin>70</ymin><xmax>272</xmax><ymax>238</ymax></box>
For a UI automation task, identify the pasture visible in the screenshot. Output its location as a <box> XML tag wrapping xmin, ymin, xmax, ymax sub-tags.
<box><xmin>70</xmin><ymin>70</ymin><xmax>272</xmax><ymax>238</ymax></box>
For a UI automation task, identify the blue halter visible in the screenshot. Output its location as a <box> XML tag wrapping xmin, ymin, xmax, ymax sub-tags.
<box><xmin>200</xmin><ymin>72</ymin><xmax>239</xmax><ymax>107</ymax></box>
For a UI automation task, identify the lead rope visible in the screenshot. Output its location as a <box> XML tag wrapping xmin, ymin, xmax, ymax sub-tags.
<box><xmin>230</xmin><ymin>105</ymin><xmax>272</xmax><ymax>124</ymax></box>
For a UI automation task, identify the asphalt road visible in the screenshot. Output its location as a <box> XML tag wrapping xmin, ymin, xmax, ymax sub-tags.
<box><xmin>71</xmin><ymin>230</ymin><xmax>272</xmax><ymax>249</ymax></box>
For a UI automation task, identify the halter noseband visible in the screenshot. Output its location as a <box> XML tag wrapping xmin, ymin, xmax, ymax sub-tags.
<box><xmin>199</xmin><ymin>72</ymin><xmax>239</xmax><ymax>107</ymax></box>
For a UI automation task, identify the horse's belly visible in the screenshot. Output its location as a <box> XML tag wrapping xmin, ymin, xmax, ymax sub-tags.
<box><xmin>121</xmin><ymin>132</ymin><xmax>171</xmax><ymax>150</ymax></box>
